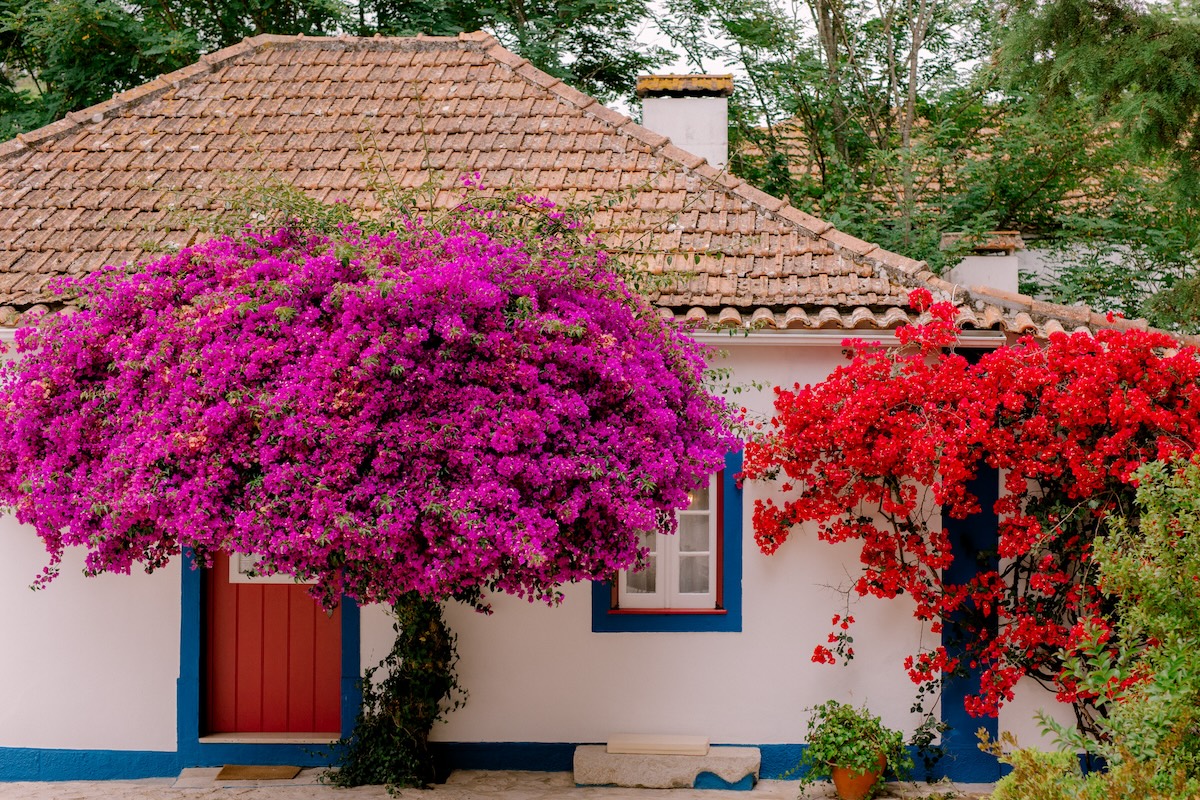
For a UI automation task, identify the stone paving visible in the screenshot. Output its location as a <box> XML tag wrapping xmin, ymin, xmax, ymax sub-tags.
<box><xmin>0</xmin><ymin>770</ymin><xmax>994</xmax><ymax>800</ymax></box>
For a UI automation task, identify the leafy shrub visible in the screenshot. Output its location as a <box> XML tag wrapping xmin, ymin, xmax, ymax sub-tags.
<box><xmin>983</xmin><ymin>458</ymin><xmax>1200</xmax><ymax>798</ymax></box>
<box><xmin>327</xmin><ymin>595</ymin><xmax>462</xmax><ymax>790</ymax></box>
<box><xmin>798</xmin><ymin>700</ymin><xmax>913</xmax><ymax>797</ymax></box>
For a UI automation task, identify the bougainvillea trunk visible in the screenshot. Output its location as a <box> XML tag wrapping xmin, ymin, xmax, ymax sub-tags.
<box><xmin>331</xmin><ymin>594</ymin><xmax>460</xmax><ymax>788</ymax></box>
<box><xmin>744</xmin><ymin>288</ymin><xmax>1200</xmax><ymax>726</ymax></box>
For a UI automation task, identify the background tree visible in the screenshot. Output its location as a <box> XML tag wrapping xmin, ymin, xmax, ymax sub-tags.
<box><xmin>998</xmin><ymin>0</ymin><xmax>1200</xmax><ymax>330</ymax></box>
<box><xmin>0</xmin><ymin>0</ymin><xmax>665</xmax><ymax>139</ymax></box>
<box><xmin>0</xmin><ymin>0</ymin><xmax>348</xmax><ymax>138</ymax></box>
<box><xmin>358</xmin><ymin>0</ymin><xmax>670</xmax><ymax>102</ymax></box>
<box><xmin>0</xmin><ymin>0</ymin><xmax>200</xmax><ymax>136</ymax></box>
<box><xmin>658</xmin><ymin>0</ymin><xmax>1200</xmax><ymax>330</ymax></box>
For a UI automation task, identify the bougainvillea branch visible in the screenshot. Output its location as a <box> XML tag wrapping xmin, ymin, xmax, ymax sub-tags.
<box><xmin>0</xmin><ymin>198</ymin><xmax>737</xmax><ymax>609</ymax></box>
<box><xmin>744</xmin><ymin>288</ymin><xmax>1200</xmax><ymax>720</ymax></box>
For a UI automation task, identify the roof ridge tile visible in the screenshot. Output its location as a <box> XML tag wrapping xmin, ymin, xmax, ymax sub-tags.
<box><xmin>201</xmin><ymin>39</ymin><xmax>259</xmax><ymax>69</ymax></box>
<box><xmin>821</xmin><ymin>228</ymin><xmax>878</xmax><ymax>258</ymax></box>
<box><xmin>514</xmin><ymin>61</ymin><xmax>563</xmax><ymax>91</ymax></box>
<box><xmin>113</xmin><ymin>76</ymin><xmax>174</xmax><ymax>108</ymax></box>
<box><xmin>656</xmin><ymin>143</ymin><xmax>706</xmax><ymax>170</ymax></box>
<box><xmin>242</xmin><ymin>33</ymin><xmax>300</xmax><ymax>47</ymax></box>
<box><xmin>159</xmin><ymin>60</ymin><xmax>215</xmax><ymax>88</ymax></box>
<box><xmin>582</xmin><ymin>102</ymin><xmax>629</xmax><ymax>129</ymax></box>
<box><xmin>457</xmin><ymin>31</ymin><xmax>498</xmax><ymax>45</ymax></box>
<box><xmin>868</xmin><ymin>248</ymin><xmax>926</xmax><ymax>275</ymax></box>
<box><xmin>688</xmin><ymin>162</ymin><xmax>722</xmax><ymax>181</ymax></box>
<box><xmin>544</xmin><ymin>80</ymin><xmax>598</xmax><ymax>111</ymax></box>
<box><xmin>484</xmin><ymin>42</ymin><xmax>528</xmax><ymax>70</ymax></box>
<box><xmin>1031</xmin><ymin>299</ymin><xmax>1090</xmax><ymax>324</ymax></box>
<box><xmin>968</xmin><ymin>286</ymin><xmax>1034</xmax><ymax>311</ymax></box>
<box><xmin>776</xmin><ymin>206</ymin><xmax>833</xmax><ymax>236</ymax></box>
<box><xmin>15</xmin><ymin>117</ymin><xmax>77</xmax><ymax>149</ymax></box>
<box><xmin>617</xmin><ymin>119</ymin><xmax>669</xmax><ymax>150</ymax></box>
<box><xmin>733</xmin><ymin>183</ymin><xmax>787</xmax><ymax>213</ymax></box>
<box><xmin>0</xmin><ymin>139</ymin><xmax>25</xmax><ymax>160</ymax></box>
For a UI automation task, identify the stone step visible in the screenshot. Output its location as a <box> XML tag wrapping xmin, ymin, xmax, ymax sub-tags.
<box><xmin>573</xmin><ymin>745</ymin><xmax>760</xmax><ymax>790</ymax></box>
<box><xmin>607</xmin><ymin>733</ymin><xmax>710</xmax><ymax>756</ymax></box>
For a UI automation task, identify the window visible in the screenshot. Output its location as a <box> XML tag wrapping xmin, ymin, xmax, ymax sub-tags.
<box><xmin>617</xmin><ymin>473</ymin><xmax>720</xmax><ymax>610</ymax></box>
<box><xmin>591</xmin><ymin>451</ymin><xmax>742</xmax><ymax>633</ymax></box>
<box><xmin>228</xmin><ymin>552</ymin><xmax>314</xmax><ymax>584</ymax></box>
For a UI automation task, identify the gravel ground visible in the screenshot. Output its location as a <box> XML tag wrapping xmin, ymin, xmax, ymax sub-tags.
<box><xmin>0</xmin><ymin>770</ymin><xmax>994</xmax><ymax>800</ymax></box>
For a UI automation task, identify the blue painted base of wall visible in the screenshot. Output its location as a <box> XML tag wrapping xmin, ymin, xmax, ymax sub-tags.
<box><xmin>0</xmin><ymin>740</ymin><xmax>998</xmax><ymax>782</ymax></box>
<box><xmin>182</xmin><ymin>742</ymin><xmax>344</xmax><ymax>769</ymax></box>
<box><xmin>752</xmin><ymin>744</ymin><xmax>805</xmax><ymax>780</ymax></box>
<box><xmin>0</xmin><ymin>748</ymin><xmax>180</xmax><ymax>782</ymax></box>
<box><xmin>433</xmin><ymin>742</ymin><xmax>579</xmax><ymax>772</ymax></box>
<box><xmin>694</xmin><ymin>772</ymin><xmax>755</xmax><ymax>790</ymax></box>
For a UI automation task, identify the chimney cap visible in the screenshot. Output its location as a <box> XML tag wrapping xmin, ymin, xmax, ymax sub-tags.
<box><xmin>636</xmin><ymin>74</ymin><xmax>734</xmax><ymax>98</ymax></box>
<box><xmin>940</xmin><ymin>230</ymin><xmax>1025</xmax><ymax>255</ymax></box>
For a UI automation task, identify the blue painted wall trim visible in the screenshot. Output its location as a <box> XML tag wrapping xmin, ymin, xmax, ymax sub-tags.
<box><xmin>438</xmin><ymin>742</ymin><xmax>788</xmax><ymax>778</ymax></box>
<box><xmin>939</xmin><ymin>464</ymin><xmax>1002</xmax><ymax>782</ymax></box>
<box><xmin>433</xmin><ymin>742</ymin><xmax>935</xmax><ymax>782</ymax></box>
<box><xmin>434</xmin><ymin>742</ymin><xmax>579</xmax><ymax>772</ymax></box>
<box><xmin>175</xmin><ymin>550</ymin><xmax>360</xmax><ymax>769</ymax></box>
<box><xmin>0</xmin><ymin>748</ymin><xmax>179</xmax><ymax>782</ymax></box>
<box><xmin>1</xmin><ymin>740</ymin><xmax>997</xmax><ymax>782</ymax></box>
<box><xmin>591</xmin><ymin>451</ymin><xmax>744</xmax><ymax>633</ymax></box>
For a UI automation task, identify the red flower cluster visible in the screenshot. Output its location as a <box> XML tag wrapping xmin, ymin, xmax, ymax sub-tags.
<box><xmin>745</xmin><ymin>292</ymin><xmax>1200</xmax><ymax>717</ymax></box>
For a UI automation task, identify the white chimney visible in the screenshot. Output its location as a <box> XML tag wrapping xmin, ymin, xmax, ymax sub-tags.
<box><xmin>942</xmin><ymin>231</ymin><xmax>1024</xmax><ymax>294</ymax></box>
<box><xmin>636</xmin><ymin>74</ymin><xmax>733</xmax><ymax>169</ymax></box>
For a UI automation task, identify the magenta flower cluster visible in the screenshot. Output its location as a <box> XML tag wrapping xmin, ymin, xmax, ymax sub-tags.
<box><xmin>0</xmin><ymin>214</ymin><xmax>736</xmax><ymax>607</ymax></box>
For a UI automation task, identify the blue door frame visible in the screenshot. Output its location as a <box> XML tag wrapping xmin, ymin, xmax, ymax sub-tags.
<box><xmin>176</xmin><ymin>551</ymin><xmax>361</xmax><ymax>767</ymax></box>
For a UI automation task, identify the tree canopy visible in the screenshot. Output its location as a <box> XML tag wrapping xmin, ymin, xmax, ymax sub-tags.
<box><xmin>1</xmin><ymin>0</ymin><xmax>1197</xmax><ymax>326</ymax></box>
<box><xmin>0</xmin><ymin>196</ymin><xmax>736</xmax><ymax>607</ymax></box>
<box><xmin>659</xmin><ymin>0</ymin><xmax>1199</xmax><ymax>330</ymax></box>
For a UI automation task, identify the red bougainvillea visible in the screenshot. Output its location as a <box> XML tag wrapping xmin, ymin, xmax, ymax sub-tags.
<box><xmin>744</xmin><ymin>290</ymin><xmax>1200</xmax><ymax>720</ymax></box>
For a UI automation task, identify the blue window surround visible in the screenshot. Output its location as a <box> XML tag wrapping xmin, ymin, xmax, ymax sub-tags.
<box><xmin>175</xmin><ymin>550</ymin><xmax>361</xmax><ymax>768</ymax></box>
<box><xmin>591</xmin><ymin>451</ymin><xmax>743</xmax><ymax>633</ymax></box>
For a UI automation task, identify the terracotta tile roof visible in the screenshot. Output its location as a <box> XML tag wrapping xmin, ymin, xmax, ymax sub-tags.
<box><xmin>0</xmin><ymin>33</ymin><xmax>1172</xmax><ymax>341</ymax></box>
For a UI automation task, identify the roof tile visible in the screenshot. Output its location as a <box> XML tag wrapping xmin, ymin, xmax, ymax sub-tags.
<box><xmin>0</xmin><ymin>34</ymin><xmax>1148</xmax><ymax>341</ymax></box>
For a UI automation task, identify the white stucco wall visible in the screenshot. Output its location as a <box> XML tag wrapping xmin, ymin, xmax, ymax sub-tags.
<box><xmin>0</xmin><ymin>515</ymin><xmax>180</xmax><ymax>751</ymax></box>
<box><xmin>356</xmin><ymin>339</ymin><xmax>936</xmax><ymax>746</ymax></box>
<box><xmin>0</xmin><ymin>333</ymin><xmax>1072</xmax><ymax>755</ymax></box>
<box><xmin>998</xmin><ymin>676</ymin><xmax>1079</xmax><ymax>749</ymax></box>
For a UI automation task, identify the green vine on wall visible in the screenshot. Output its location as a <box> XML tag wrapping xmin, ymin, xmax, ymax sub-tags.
<box><xmin>327</xmin><ymin>595</ymin><xmax>465</xmax><ymax>790</ymax></box>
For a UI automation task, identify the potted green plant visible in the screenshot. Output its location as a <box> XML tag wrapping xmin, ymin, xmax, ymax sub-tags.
<box><xmin>798</xmin><ymin>700</ymin><xmax>913</xmax><ymax>800</ymax></box>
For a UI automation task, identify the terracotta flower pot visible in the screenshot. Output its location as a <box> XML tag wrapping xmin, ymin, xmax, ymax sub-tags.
<box><xmin>829</xmin><ymin>752</ymin><xmax>887</xmax><ymax>800</ymax></box>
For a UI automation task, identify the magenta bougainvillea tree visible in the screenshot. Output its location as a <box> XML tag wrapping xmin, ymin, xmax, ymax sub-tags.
<box><xmin>0</xmin><ymin>202</ymin><xmax>737</xmax><ymax>609</ymax></box>
<box><xmin>743</xmin><ymin>288</ymin><xmax>1200</xmax><ymax>721</ymax></box>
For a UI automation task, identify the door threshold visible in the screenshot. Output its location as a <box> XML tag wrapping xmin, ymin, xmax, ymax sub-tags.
<box><xmin>199</xmin><ymin>731</ymin><xmax>341</xmax><ymax>745</ymax></box>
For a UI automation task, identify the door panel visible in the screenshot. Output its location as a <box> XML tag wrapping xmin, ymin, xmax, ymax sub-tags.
<box><xmin>203</xmin><ymin>552</ymin><xmax>341</xmax><ymax>734</ymax></box>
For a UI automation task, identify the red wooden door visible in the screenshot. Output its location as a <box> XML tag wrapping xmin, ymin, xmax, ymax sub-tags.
<box><xmin>203</xmin><ymin>552</ymin><xmax>342</xmax><ymax>734</ymax></box>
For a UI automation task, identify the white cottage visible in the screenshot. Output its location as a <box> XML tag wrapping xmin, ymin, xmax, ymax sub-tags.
<box><xmin>0</xmin><ymin>32</ymin><xmax>1128</xmax><ymax>784</ymax></box>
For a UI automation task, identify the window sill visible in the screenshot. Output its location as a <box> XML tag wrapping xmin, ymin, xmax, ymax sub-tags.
<box><xmin>591</xmin><ymin>582</ymin><xmax>741</xmax><ymax>633</ymax></box>
<box><xmin>605</xmin><ymin>608</ymin><xmax>728</xmax><ymax>615</ymax></box>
